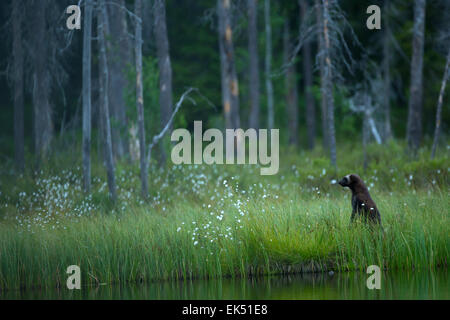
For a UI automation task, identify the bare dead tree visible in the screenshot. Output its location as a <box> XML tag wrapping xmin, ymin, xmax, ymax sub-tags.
<box><xmin>349</xmin><ymin>91</ymin><xmax>382</xmax><ymax>170</ymax></box>
<box><xmin>264</xmin><ymin>0</ymin><xmax>274</xmax><ymax>130</ymax></box>
<box><xmin>134</xmin><ymin>0</ymin><xmax>148</xmax><ymax>198</ymax></box>
<box><xmin>431</xmin><ymin>48</ymin><xmax>450</xmax><ymax>159</ymax></box>
<box><xmin>247</xmin><ymin>0</ymin><xmax>260</xmax><ymax>130</ymax></box>
<box><xmin>313</xmin><ymin>0</ymin><xmax>362</xmax><ymax>168</ymax></box>
<box><xmin>217</xmin><ymin>0</ymin><xmax>241</xmax><ymax>130</ymax></box>
<box><xmin>406</xmin><ymin>0</ymin><xmax>426</xmax><ymax>151</ymax></box>
<box><xmin>107</xmin><ymin>0</ymin><xmax>131</xmax><ymax>160</ymax></box>
<box><xmin>283</xmin><ymin>19</ymin><xmax>299</xmax><ymax>147</ymax></box>
<box><xmin>300</xmin><ymin>0</ymin><xmax>316</xmax><ymax>150</ymax></box>
<box><xmin>82</xmin><ymin>0</ymin><xmax>94</xmax><ymax>193</ymax></box>
<box><xmin>322</xmin><ymin>0</ymin><xmax>337</xmax><ymax>169</ymax></box>
<box><xmin>315</xmin><ymin>0</ymin><xmax>328</xmax><ymax>149</ymax></box>
<box><xmin>154</xmin><ymin>0</ymin><xmax>174</xmax><ymax>166</ymax></box>
<box><xmin>98</xmin><ymin>0</ymin><xmax>117</xmax><ymax>201</ymax></box>
<box><xmin>12</xmin><ymin>0</ymin><xmax>25</xmax><ymax>173</ymax></box>
<box><xmin>349</xmin><ymin>94</ymin><xmax>382</xmax><ymax>146</ymax></box>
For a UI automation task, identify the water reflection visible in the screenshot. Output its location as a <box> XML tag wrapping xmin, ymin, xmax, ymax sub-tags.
<box><xmin>1</xmin><ymin>270</ymin><xmax>447</xmax><ymax>300</ymax></box>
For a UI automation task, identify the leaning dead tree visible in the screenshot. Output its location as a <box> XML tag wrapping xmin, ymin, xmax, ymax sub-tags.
<box><xmin>431</xmin><ymin>48</ymin><xmax>450</xmax><ymax>159</ymax></box>
<box><xmin>146</xmin><ymin>88</ymin><xmax>198</xmax><ymax>170</ymax></box>
<box><xmin>430</xmin><ymin>0</ymin><xmax>450</xmax><ymax>159</ymax></box>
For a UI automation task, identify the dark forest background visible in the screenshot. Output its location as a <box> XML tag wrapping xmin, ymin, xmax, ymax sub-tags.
<box><xmin>0</xmin><ymin>0</ymin><xmax>448</xmax><ymax>181</ymax></box>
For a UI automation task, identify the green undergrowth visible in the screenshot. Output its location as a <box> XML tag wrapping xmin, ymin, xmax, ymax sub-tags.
<box><xmin>0</xmin><ymin>141</ymin><xmax>448</xmax><ymax>290</ymax></box>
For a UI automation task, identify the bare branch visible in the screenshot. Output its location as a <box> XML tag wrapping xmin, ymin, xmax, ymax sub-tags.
<box><xmin>146</xmin><ymin>88</ymin><xmax>198</xmax><ymax>167</ymax></box>
<box><xmin>104</xmin><ymin>1</ymin><xmax>142</xmax><ymax>24</ymax></box>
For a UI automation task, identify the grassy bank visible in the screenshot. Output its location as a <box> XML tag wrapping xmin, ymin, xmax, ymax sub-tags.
<box><xmin>0</xmin><ymin>142</ymin><xmax>448</xmax><ymax>290</ymax></box>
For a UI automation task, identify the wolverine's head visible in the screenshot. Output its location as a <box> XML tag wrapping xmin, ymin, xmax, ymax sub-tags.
<box><xmin>338</xmin><ymin>174</ymin><xmax>360</xmax><ymax>188</ymax></box>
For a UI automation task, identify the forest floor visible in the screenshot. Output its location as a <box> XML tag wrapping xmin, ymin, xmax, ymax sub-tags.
<box><xmin>0</xmin><ymin>141</ymin><xmax>448</xmax><ymax>290</ymax></box>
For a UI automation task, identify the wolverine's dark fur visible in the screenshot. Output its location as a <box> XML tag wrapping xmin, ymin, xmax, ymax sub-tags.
<box><xmin>338</xmin><ymin>174</ymin><xmax>382</xmax><ymax>226</ymax></box>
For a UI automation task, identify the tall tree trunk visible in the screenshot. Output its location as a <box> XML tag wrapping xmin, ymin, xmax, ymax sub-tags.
<box><xmin>406</xmin><ymin>0</ymin><xmax>426</xmax><ymax>151</ymax></box>
<box><xmin>217</xmin><ymin>0</ymin><xmax>241</xmax><ymax>131</ymax></box>
<box><xmin>283</xmin><ymin>20</ymin><xmax>299</xmax><ymax>147</ymax></box>
<box><xmin>12</xmin><ymin>0</ymin><xmax>24</xmax><ymax>173</ymax></box>
<box><xmin>98</xmin><ymin>0</ymin><xmax>117</xmax><ymax>201</ymax></box>
<box><xmin>431</xmin><ymin>49</ymin><xmax>450</xmax><ymax>159</ymax></box>
<box><xmin>107</xmin><ymin>0</ymin><xmax>130</xmax><ymax>160</ymax></box>
<box><xmin>264</xmin><ymin>0</ymin><xmax>274</xmax><ymax>130</ymax></box>
<box><xmin>300</xmin><ymin>0</ymin><xmax>316</xmax><ymax>150</ymax></box>
<box><xmin>32</xmin><ymin>0</ymin><xmax>53</xmax><ymax>159</ymax></box>
<box><xmin>82</xmin><ymin>0</ymin><xmax>93</xmax><ymax>193</ymax></box>
<box><xmin>247</xmin><ymin>0</ymin><xmax>260</xmax><ymax>130</ymax></box>
<box><xmin>154</xmin><ymin>0</ymin><xmax>173</xmax><ymax>166</ymax></box>
<box><xmin>315</xmin><ymin>0</ymin><xmax>328</xmax><ymax>149</ymax></box>
<box><xmin>135</xmin><ymin>0</ymin><xmax>148</xmax><ymax>198</ymax></box>
<box><xmin>382</xmin><ymin>0</ymin><xmax>393</xmax><ymax>141</ymax></box>
<box><xmin>218</xmin><ymin>28</ymin><xmax>232</xmax><ymax>130</ymax></box>
<box><xmin>322</xmin><ymin>0</ymin><xmax>337</xmax><ymax>169</ymax></box>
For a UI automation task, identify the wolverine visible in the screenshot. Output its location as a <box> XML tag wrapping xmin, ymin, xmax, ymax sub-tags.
<box><xmin>338</xmin><ymin>174</ymin><xmax>382</xmax><ymax>226</ymax></box>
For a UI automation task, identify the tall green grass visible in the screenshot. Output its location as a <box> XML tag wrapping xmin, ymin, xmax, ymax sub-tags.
<box><xmin>0</xmin><ymin>141</ymin><xmax>448</xmax><ymax>290</ymax></box>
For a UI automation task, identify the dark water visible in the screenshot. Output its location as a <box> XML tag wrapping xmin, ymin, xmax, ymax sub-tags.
<box><xmin>1</xmin><ymin>270</ymin><xmax>448</xmax><ymax>300</ymax></box>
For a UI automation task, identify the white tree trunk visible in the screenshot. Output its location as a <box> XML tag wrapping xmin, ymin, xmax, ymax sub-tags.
<box><xmin>135</xmin><ymin>0</ymin><xmax>148</xmax><ymax>198</ymax></box>
<box><xmin>154</xmin><ymin>0</ymin><xmax>174</xmax><ymax>165</ymax></box>
<box><xmin>431</xmin><ymin>49</ymin><xmax>450</xmax><ymax>158</ymax></box>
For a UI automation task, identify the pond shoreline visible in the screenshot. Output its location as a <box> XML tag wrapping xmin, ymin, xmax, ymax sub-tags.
<box><xmin>1</xmin><ymin>268</ymin><xmax>447</xmax><ymax>300</ymax></box>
